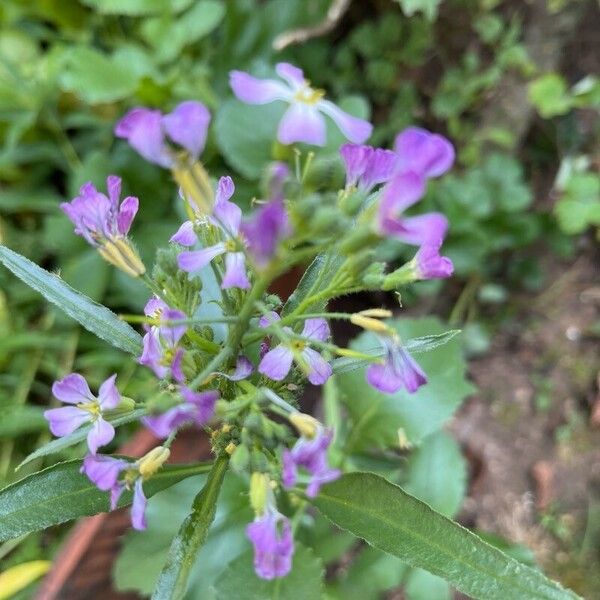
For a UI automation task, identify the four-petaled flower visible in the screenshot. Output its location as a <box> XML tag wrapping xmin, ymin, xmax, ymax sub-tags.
<box><xmin>45</xmin><ymin>373</ymin><xmax>121</xmax><ymax>454</ymax></box>
<box><xmin>246</xmin><ymin>507</ymin><xmax>294</xmax><ymax>580</ymax></box>
<box><xmin>176</xmin><ymin>176</ymin><xmax>250</xmax><ymax>289</ymax></box>
<box><xmin>139</xmin><ymin>303</ymin><xmax>187</xmax><ymax>383</ymax></box>
<box><xmin>258</xmin><ymin>314</ymin><xmax>332</xmax><ymax>385</ymax></box>
<box><xmin>115</xmin><ymin>101</ymin><xmax>210</xmax><ymax>168</ymax></box>
<box><xmin>142</xmin><ymin>388</ymin><xmax>219</xmax><ymax>439</ymax></box>
<box><xmin>282</xmin><ymin>424</ymin><xmax>340</xmax><ymax>498</ymax></box>
<box><xmin>366</xmin><ymin>334</ymin><xmax>427</xmax><ymax>394</ymax></box>
<box><xmin>81</xmin><ymin>454</ymin><xmax>148</xmax><ymax>530</ymax></box>
<box><xmin>230</xmin><ymin>63</ymin><xmax>372</xmax><ymax>146</ymax></box>
<box><xmin>61</xmin><ymin>176</ymin><xmax>144</xmax><ymax>277</ymax></box>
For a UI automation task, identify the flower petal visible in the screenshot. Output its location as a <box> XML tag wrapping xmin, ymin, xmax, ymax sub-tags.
<box><xmin>366</xmin><ymin>361</ymin><xmax>404</xmax><ymax>394</ymax></box>
<box><xmin>275</xmin><ymin>62</ymin><xmax>305</xmax><ymax>89</ymax></box>
<box><xmin>301</xmin><ymin>318</ymin><xmax>330</xmax><ymax>342</ymax></box>
<box><xmin>97</xmin><ymin>374</ymin><xmax>120</xmax><ymax>410</ymax></box>
<box><xmin>277</xmin><ymin>103</ymin><xmax>326</xmax><ymax>146</ymax></box>
<box><xmin>222</xmin><ymin>252</ymin><xmax>250</xmax><ymax>289</ymax></box>
<box><xmin>258</xmin><ymin>345</ymin><xmax>294</xmax><ymax>381</ymax></box>
<box><xmin>81</xmin><ymin>454</ymin><xmax>128</xmax><ymax>491</ymax></box>
<box><xmin>44</xmin><ymin>406</ymin><xmax>89</xmax><ymax>437</ymax></box>
<box><xmin>106</xmin><ymin>175</ymin><xmax>121</xmax><ymax>210</ymax></box>
<box><xmin>177</xmin><ymin>243</ymin><xmax>226</xmax><ymax>272</ymax></box>
<box><xmin>52</xmin><ymin>373</ymin><xmax>94</xmax><ymax>405</ymax></box>
<box><xmin>117</xmin><ymin>196</ymin><xmax>139</xmax><ymax>235</ymax></box>
<box><xmin>259</xmin><ymin>311</ymin><xmax>280</xmax><ymax>328</ymax></box>
<box><xmin>87</xmin><ymin>417</ymin><xmax>115</xmax><ymax>454</ymax></box>
<box><xmin>170</xmin><ymin>220</ymin><xmax>198</xmax><ymax>246</ymax></box>
<box><xmin>229</xmin><ymin>71</ymin><xmax>290</xmax><ymax>104</ymax></box>
<box><xmin>302</xmin><ymin>347</ymin><xmax>332</xmax><ymax>385</ymax></box>
<box><xmin>131</xmin><ymin>479</ymin><xmax>147</xmax><ymax>530</ymax></box>
<box><xmin>114</xmin><ymin>107</ymin><xmax>172</xmax><ymax>168</ymax></box>
<box><xmin>162</xmin><ymin>100</ymin><xmax>210</xmax><ymax>158</ymax></box>
<box><xmin>395</xmin><ymin>212</ymin><xmax>449</xmax><ymax>246</ymax></box>
<box><xmin>318</xmin><ymin>99</ymin><xmax>373</xmax><ymax>144</ymax></box>
<box><xmin>394</xmin><ymin>127</ymin><xmax>455</xmax><ymax>178</ymax></box>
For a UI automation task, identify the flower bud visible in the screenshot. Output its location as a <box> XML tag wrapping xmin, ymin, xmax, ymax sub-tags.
<box><xmin>230</xmin><ymin>444</ymin><xmax>250</xmax><ymax>472</ymax></box>
<box><xmin>249</xmin><ymin>472</ymin><xmax>269</xmax><ymax>515</ymax></box>
<box><xmin>288</xmin><ymin>413</ymin><xmax>319</xmax><ymax>439</ymax></box>
<box><xmin>357</xmin><ymin>308</ymin><xmax>392</xmax><ymax>318</ymax></box>
<box><xmin>339</xmin><ymin>228</ymin><xmax>377</xmax><ymax>255</ymax></box>
<box><xmin>138</xmin><ymin>446</ymin><xmax>170</xmax><ymax>478</ymax></box>
<box><xmin>350</xmin><ymin>314</ymin><xmax>391</xmax><ymax>334</ymax></box>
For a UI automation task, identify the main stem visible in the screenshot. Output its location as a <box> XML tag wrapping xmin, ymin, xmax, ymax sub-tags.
<box><xmin>151</xmin><ymin>454</ymin><xmax>229</xmax><ymax>600</ymax></box>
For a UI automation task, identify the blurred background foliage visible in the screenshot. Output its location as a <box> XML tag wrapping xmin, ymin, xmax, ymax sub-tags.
<box><xmin>0</xmin><ymin>0</ymin><xmax>598</xmax><ymax>597</ymax></box>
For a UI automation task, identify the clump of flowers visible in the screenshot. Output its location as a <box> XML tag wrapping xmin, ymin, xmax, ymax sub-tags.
<box><xmin>43</xmin><ymin>62</ymin><xmax>455</xmax><ymax>581</ymax></box>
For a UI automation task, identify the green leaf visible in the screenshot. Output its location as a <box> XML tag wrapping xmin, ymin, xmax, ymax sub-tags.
<box><xmin>114</xmin><ymin>473</ymin><xmax>252</xmax><ymax>597</ymax></box>
<box><xmin>405</xmin><ymin>568</ymin><xmax>451</xmax><ymax>600</ymax></box>
<box><xmin>0</xmin><ymin>246</ymin><xmax>143</xmax><ymax>356</ymax></box>
<box><xmin>0</xmin><ymin>406</ymin><xmax>47</xmax><ymax>438</ymax></box>
<box><xmin>528</xmin><ymin>74</ymin><xmax>573</xmax><ymax>118</ymax></box>
<box><xmin>313</xmin><ymin>473</ymin><xmax>580</xmax><ymax>600</ymax></box>
<box><xmin>213</xmin><ymin>543</ymin><xmax>323</xmax><ymax>600</ymax></box>
<box><xmin>152</xmin><ymin>455</ymin><xmax>229</xmax><ymax>600</ymax></box>
<box><xmin>141</xmin><ymin>1</ymin><xmax>225</xmax><ymax>63</ymax></box>
<box><xmin>215</xmin><ymin>99</ymin><xmax>284</xmax><ymax>179</ymax></box>
<box><xmin>403</xmin><ymin>431</ymin><xmax>467</xmax><ymax>518</ymax></box>
<box><xmin>338</xmin><ymin>318</ymin><xmax>474</xmax><ymax>449</ymax></box>
<box><xmin>331</xmin><ymin>329</ymin><xmax>461</xmax><ymax>375</ymax></box>
<box><xmin>17</xmin><ymin>409</ymin><xmax>147</xmax><ymax>469</ymax></box>
<box><xmin>397</xmin><ymin>0</ymin><xmax>442</xmax><ymax>20</ymax></box>
<box><xmin>60</xmin><ymin>47</ymin><xmax>141</xmax><ymax>104</ymax></box>
<box><xmin>282</xmin><ymin>253</ymin><xmax>345</xmax><ymax>316</ymax></box>
<box><xmin>0</xmin><ymin>459</ymin><xmax>212</xmax><ymax>542</ymax></box>
<box><xmin>554</xmin><ymin>172</ymin><xmax>600</xmax><ymax>234</ymax></box>
<box><xmin>79</xmin><ymin>0</ymin><xmax>193</xmax><ymax>16</ymax></box>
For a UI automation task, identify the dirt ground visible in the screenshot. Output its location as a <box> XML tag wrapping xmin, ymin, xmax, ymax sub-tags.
<box><xmin>450</xmin><ymin>246</ymin><xmax>600</xmax><ymax>598</ymax></box>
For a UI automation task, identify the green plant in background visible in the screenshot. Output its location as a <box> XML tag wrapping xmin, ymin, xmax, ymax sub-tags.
<box><xmin>0</xmin><ymin>0</ymin><xmax>597</xmax><ymax>597</ymax></box>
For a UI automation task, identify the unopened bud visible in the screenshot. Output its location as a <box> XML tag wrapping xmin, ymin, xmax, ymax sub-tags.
<box><xmin>138</xmin><ymin>446</ymin><xmax>170</xmax><ymax>478</ymax></box>
<box><xmin>289</xmin><ymin>413</ymin><xmax>319</xmax><ymax>439</ymax></box>
<box><xmin>230</xmin><ymin>444</ymin><xmax>250</xmax><ymax>472</ymax></box>
<box><xmin>358</xmin><ymin>308</ymin><xmax>392</xmax><ymax>318</ymax></box>
<box><xmin>172</xmin><ymin>162</ymin><xmax>214</xmax><ymax>215</ymax></box>
<box><xmin>104</xmin><ymin>396</ymin><xmax>136</xmax><ymax>418</ymax></box>
<box><xmin>249</xmin><ymin>472</ymin><xmax>269</xmax><ymax>515</ymax></box>
<box><xmin>350</xmin><ymin>314</ymin><xmax>391</xmax><ymax>334</ymax></box>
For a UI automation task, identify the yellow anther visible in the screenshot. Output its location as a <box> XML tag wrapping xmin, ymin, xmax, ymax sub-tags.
<box><xmin>225</xmin><ymin>442</ymin><xmax>236</xmax><ymax>455</ymax></box>
<box><xmin>222</xmin><ymin>423</ymin><xmax>232</xmax><ymax>434</ymax></box>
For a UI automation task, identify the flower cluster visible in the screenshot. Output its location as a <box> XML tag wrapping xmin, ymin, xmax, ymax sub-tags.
<box><xmin>45</xmin><ymin>62</ymin><xmax>455</xmax><ymax>580</ymax></box>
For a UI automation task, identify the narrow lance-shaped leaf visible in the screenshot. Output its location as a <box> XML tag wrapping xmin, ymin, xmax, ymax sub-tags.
<box><xmin>17</xmin><ymin>408</ymin><xmax>148</xmax><ymax>470</ymax></box>
<box><xmin>0</xmin><ymin>459</ymin><xmax>213</xmax><ymax>542</ymax></box>
<box><xmin>152</xmin><ymin>454</ymin><xmax>229</xmax><ymax>600</ymax></box>
<box><xmin>0</xmin><ymin>246</ymin><xmax>142</xmax><ymax>355</ymax></box>
<box><xmin>331</xmin><ymin>329</ymin><xmax>461</xmax><ymax>375</ymax></box>
<box><xmin>313</xmin><ymin>473</ymin><xmax>580</xmax><ymax>600</ymax></box>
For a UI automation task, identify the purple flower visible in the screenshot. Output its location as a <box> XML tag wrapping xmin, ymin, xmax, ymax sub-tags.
<box><xmin>142</xmin><ymin>388</ymin><xmax>218</xmax><ymax>438</ymax></box>
<box><xmin>366</xmin><ymin>336</ymin><xmax>427</xmax><ymax>394</ymax></box>
<box><xmin>61</xmin><ymin>176</ymin><xmax>138</xmax><ymax>247</ymax></box>
<box><xmin>267</xmin><ymin>162</ymin><xmax>290</xmax><ymax>203</ymax></box>
<box><xmin>230</xmin><ymin>63</ymin><xmax>372</xmax><ymax>146</ymax></box>
<box><xmin>115</xmin><ymin>101</ymin><xmax>210</xmax><ymax>167</ymax></box>
<box><xmin>413</xmin><ymin>240</ymin><xmax>454</xmax><ymax>280</ymax></box>
<box><xmin>282</xmin><ymin>426</ymin><xmax>340</xmax><ymax>498</ymax></box>
<box><xmin>394</xmin><ymin>127</ymin><xmax>455</xmax><ymax>179</ymax></box>
<box><xmin>258</xmin><ymin>315</ymin><xmax>332</xmax><ymax>385</ymax></box>
<box><xmin>143</xmin><ymin>296</ymin><xmax>169</xmax><ymax>331</ymax></box>
<box><xmin>44</xmin><ymin>374</ymin><xmax>121</xmax><ymax>454</ymax></box>
<box><xmin>376</xmin><ymin>171</ymin><xmax>448</xmax><ymax>246</ymax></box>
<box><xmin>81</xmin><ymin>454</ymin><xmax>148</xmax><ymax>530</ymax></box>
<box><xmin>139</xmin><ymin>307</ymin><xmax>187</xmax><ymax>382</ymax></box>
<box><xmin>340</xmin><ymin>143</ymin><xmax>397</xmax><ymax>193</ymax></box>
<box><xmin>246</xmin><ymin>509</ymin><xmax>294</xmax><ymax>580</ymax></box>
<box><xmin>241</xmin><ymin>200</ymin><xmax>290</xmax><ymax>268</ymax></box>
<box><xmin>177</xmin><ymin>177</ymin><xmax>250</xmax><ymax>289</ymax></box>
<box><xmin>212</xmin><ymin>356</ymin><xmax>254</xmax><ymax>381</ymax></box>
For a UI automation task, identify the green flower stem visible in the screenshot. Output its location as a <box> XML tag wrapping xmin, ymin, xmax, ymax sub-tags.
<box><xmin>188</xmin><ymin>346</ymin><xmax>231</xmax><ymax>391</ymax></box>
<box><xmin>151</xmin><ymin>454</ymin><xmax>229</xmax><ymax>600</ymax></box>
